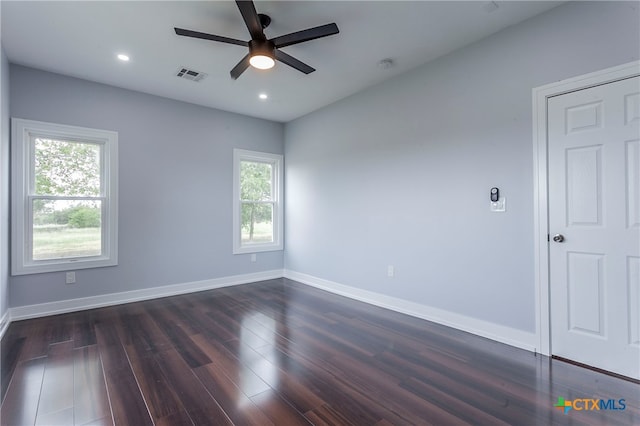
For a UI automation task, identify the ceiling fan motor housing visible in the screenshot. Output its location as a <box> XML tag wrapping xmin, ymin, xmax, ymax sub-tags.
<box><xmin>249</xmin><ymin>39</ymin><xmax>275</xmax><ymax>59</ymax></box>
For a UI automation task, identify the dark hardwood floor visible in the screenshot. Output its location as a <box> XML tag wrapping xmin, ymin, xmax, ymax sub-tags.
<box><xmin>1</xmin><ymin>278</ymin><xmax>638</xmax><ymax>425</ymax></box>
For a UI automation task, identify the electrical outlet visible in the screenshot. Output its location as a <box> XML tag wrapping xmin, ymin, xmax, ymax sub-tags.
<box><xmin>387</xmin><ymin>265</ymin><xmax>395</xmax><ymax>277</ymax></box>
<box><xmin>251</xmin><ymin>253</ymin><xmax>257</xmax><ymax>263</ymax></box>
<box><xmin>66</xmin><ymin>271</ymin><xmax>76</xmax><ymax>284</ymax></box>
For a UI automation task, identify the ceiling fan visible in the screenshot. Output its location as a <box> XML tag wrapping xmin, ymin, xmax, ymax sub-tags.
<box><xmin>174</xmin><ymin>0</ymin><xmax>339</xmax><ymax>80</ymax></box>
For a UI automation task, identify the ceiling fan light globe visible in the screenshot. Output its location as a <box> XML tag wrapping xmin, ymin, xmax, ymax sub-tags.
<box><xmin>250</xmin><ymin>55</ymin><xmax>275</xmax><ymax>70</ymax></box>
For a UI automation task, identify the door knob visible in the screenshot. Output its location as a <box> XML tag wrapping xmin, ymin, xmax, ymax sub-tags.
<box><xmin>552</xmin><ymin>234</ymin><xmax>565</xmax><ymax>243</ymax></box>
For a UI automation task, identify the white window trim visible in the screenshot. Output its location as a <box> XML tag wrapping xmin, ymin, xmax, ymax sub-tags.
<box><xmin>11</xmin><ymin>118</ymin><xmax>118</xmax><ymax>275</ymax></box>
<box><xmin>233</xmin><ymin>149</ymin><xmax>283</xmax><ymax>254</ymax></box>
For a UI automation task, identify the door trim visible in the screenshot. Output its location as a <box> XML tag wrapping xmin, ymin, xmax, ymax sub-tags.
<box><xmin>532</xmin><ymin>60</ymin><xmax>640</xmax><ymax>356</ymax></box>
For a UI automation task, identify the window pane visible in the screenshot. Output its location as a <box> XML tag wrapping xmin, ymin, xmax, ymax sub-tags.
<box><xmin>240</xmin><ymin>161</ymin><xmax>272</xmax><ymax>201</ymax></box>
<box><xmin>33</xmin><ymin>199</ymin><xmax>102</xmax><ymax>260</ymax></box>
<box><xmin>241</xmin><ymin>203</ymin><xmax>273</xmax><ymax>243</ymax></box>
<box><xmin>34</xmin><ymin>138</ymin><xmax>101</xmax><ymax>196</ymax></box>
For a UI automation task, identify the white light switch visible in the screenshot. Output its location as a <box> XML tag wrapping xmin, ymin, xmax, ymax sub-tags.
<box><xmin>66</xmin><ymin>271</ymin><xmax>76</xmax><ymax>284</ymax></box>
<box><xmin>490</xmin><ymin>197</ymin><xmax>506</xmax><ymax>212</ymax></box>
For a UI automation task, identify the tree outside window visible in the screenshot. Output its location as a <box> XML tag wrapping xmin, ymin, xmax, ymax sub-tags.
<box><xmin>240</xmin><ymin>161</ymin><xmax>274</xmax><ymax>243</ymax></box>
<box><xmin>33</xmin><ymin>138</ymin><xmax>103</xmax><ymax>260</ymax></box>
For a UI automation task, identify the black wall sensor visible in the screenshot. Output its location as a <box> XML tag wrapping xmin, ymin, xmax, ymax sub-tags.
<box><xmin>490</xmin><ymin>187</ymin><xmax>499</xmax><ymax>202</ymax></box>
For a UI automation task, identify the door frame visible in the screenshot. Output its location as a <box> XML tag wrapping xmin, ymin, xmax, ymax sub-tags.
<box><xmin>532</xmin><ymin>60</ymin><xmax>640</xmax><ymax>356</ymax></box>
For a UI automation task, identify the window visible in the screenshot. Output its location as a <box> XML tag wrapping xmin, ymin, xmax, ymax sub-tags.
<box><xmin>12</xmin><ymin>118</ymin><xmax>118</xmax><ymax>275</ymax></box>
<box><xmin>233</xmin><ymin>149</ymin><xmax>283</xmax><ymax>254</ymax></box>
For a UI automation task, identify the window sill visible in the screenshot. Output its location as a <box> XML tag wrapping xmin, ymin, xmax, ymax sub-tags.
<box><xmin>233</xmin><ymin>243</ymin><xmax>283</xmax><ymax>255</ymax></box>
<box><xmin>12</xmin><ymin>257</ymin><xmax>117</xmax><ymax>276</ymax></box>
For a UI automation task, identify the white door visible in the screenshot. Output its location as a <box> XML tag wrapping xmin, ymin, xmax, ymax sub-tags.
<box><xmin>548</xmin><ymin>76</ymin><xmax>640</xmax><ymax>379</ymax></box>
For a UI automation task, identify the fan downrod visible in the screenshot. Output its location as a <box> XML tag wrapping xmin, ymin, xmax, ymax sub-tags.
<box><xmin>258</xmin><ymin>14</ymin><xmax>271</xmax><ymax>29</ymax></box>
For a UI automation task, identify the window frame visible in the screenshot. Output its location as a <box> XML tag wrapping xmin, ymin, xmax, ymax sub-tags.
<box><xmin>232</xmin><ymin>149</ymin><xmax>283</xmax><ymax>254</ymax></box>
<box><xmin>11</xmin><ymin>118</ymin><xmax>118</xmax><ymax>275</ymax></box>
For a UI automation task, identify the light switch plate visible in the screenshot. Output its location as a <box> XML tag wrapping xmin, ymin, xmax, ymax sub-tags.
<box><xmin>490</xmin><ymin>197</ymin><xmax>506</xmax><ymax>212</ymax></box>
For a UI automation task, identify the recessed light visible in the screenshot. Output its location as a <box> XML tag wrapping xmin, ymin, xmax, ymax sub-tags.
<box><xmin>117</xmin><ymin>54</ymin><xmax>130</xmax><ymax>62</ymax></box>
<box><xmin>259</xmin><ymin>93</ymin><xmax>268</xmax><ymax>100</ymax></box>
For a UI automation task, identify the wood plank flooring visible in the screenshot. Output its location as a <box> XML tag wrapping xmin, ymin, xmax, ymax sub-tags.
<box><xmin>1</xmin><ymin>278</ymin><xmax>639</xmax><ymax>425</ymax></box>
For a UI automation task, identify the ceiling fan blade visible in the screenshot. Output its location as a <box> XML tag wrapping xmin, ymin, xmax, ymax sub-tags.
<box><xmin>235</xmin><ymin>0</ymin><xmax>265</xmax><ymax>41</ymax></box>
<box><xmin>271</xmin><ymin>23</ymin><xmax>339</xmax><ymax>48</ymax></box>
<box><xmin>274</xmin><ymin>50</ymin><xmax>315</xmax><ymax>74</ymax></box>
<box><xmin>174</xmin><ymin>28</ymin><xmax>247</xmax><ymax>47</ymax></box>
<box><xmin>230</xmin><ymin>54</ymin><xmax>251</xmax><ymax>80</ymax></box>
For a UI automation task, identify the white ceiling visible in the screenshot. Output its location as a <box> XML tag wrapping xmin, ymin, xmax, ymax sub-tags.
<box><xmin>1</xmin><ymin>1</ymin><xmax>563</xmax><ymax>122</ymax></box>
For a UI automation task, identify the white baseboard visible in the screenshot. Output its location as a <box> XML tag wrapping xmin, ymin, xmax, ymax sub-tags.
<box><xmin>5</xmin><ymin>268</ymin><xmax>538</xmax><ymax>355</ymax></box>
<box><xmin>9</xmin><ymin>269</ymin><xmax>284</xmax><ymax>321</ymax></box>
<box><xmin>284</xmin><ymin>269</ymin><xmax>538</xmax><ymax>353</ymax></box>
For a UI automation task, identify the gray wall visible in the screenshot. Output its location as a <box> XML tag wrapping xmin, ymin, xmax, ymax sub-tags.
<box><xmin>9</xmin><ymin>66</ymin><xmax>284</xmax><ymax>307</ymax></box>
<box><xmin>284</xmin><ymin>1</ymin><xmax>640</xmax><ymax>333</ymax></box>
<box><xmin>1</xmin><ymin>48</ymin><xmax>9</xmax><ymax>320</ymax></box>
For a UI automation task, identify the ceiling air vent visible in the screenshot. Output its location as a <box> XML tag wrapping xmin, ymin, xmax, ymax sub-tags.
<box><xmin>176</xmin><ymin>67</ymin><xmax>207</xmax><ymax>82</ymax></box>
